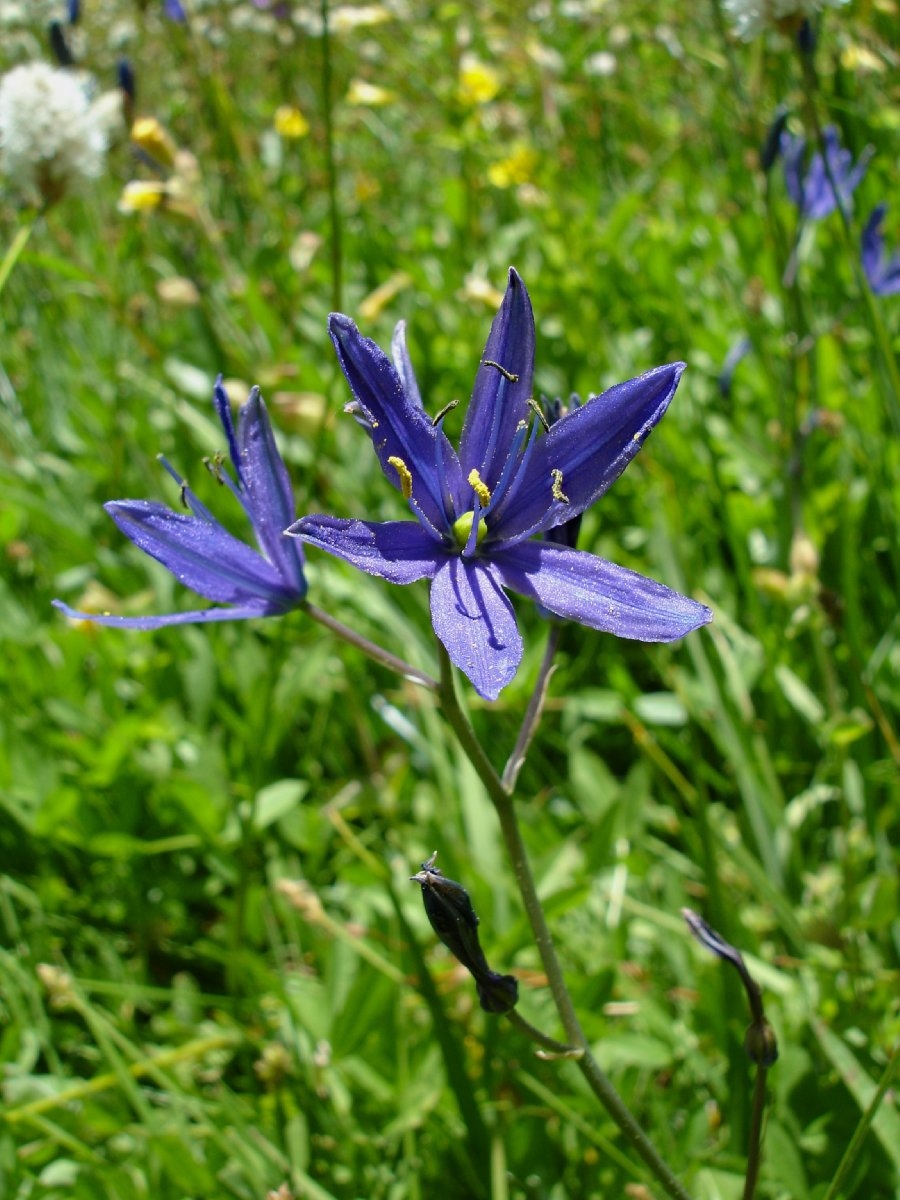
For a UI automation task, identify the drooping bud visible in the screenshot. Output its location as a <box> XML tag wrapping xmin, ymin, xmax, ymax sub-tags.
<box><xmin>48</xmin><ymin>20</ymin><xmax>75</xmax><ymax>67</ymax></box>
<box><xmin>682</xmin><ymin>908</ymin><xmax>778</xmax><ymax>1066</ymax></box>
<box><xmin>412</xmin><ymin>853</ymin><xmax>518</xmax><ymax>1014</ymax></box>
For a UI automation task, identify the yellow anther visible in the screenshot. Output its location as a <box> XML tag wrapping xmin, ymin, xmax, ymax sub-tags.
<box><xmin>528</xmin><ymin>398</ymin><xmax>550</xmax><ymax>431</ymax></box>
<box><xmin>468</xmin><ymin>469</ymin><xmax>492</xmax><ymax>507</ymax></box>
<box><xmin>551</xmin><ymin>468</ymin><xmax>569</xmax><ymax>503</ymax></box>
<box><xmin>388</xmin><ymin>456</ymin><xmax>413</xmax><ymax>500</ymax></box>
<box><xmin>482</xmin><ymin>359</ymin><xmax>519</xmax><ymax>382</ymax></box>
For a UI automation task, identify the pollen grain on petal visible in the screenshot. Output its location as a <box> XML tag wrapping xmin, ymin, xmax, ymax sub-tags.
<box><xmin>388</xmin><ymin>455</ymin><xmax>414</xmax><ymax>500</ymax></box>
<box><xmin>468</xmin><ymin>468</ymin><xmax>492</xmax><ymax>507</ymax></box>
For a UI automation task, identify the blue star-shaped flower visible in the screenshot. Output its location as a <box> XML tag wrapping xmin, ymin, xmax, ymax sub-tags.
<box><xmin>779</xmin><ymin>125</ymin><xmax>871</xmax><ymax>220</ymax></box>
<box><xmin>54</xmin><ymin>380</ymin><xmax>307</xmax><ymax>628</ymax></box>
<box><xmin>288</xmin><ymin>270</ymin><xmax>711</xmax><ymax>700</ymax></box>
<box><xmin>861</xmin><ymin>204</ymin><xmax>900</xmax><ymax>297</ymax></box>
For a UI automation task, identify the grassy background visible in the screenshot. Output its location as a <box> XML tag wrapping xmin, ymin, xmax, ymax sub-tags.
<box><xmin>1</xmin><ymin>1</ymin><xmax>898</xmax><ymax>1197</ymax></box>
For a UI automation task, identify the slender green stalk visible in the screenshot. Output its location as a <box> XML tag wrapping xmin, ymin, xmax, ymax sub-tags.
<box><xmin>304</xmin><ymin>601</ymin><xmax>438</xmax><ymax>689</ymax></box>
<box><xmin>822</xmin><ymin>1043</ymin><xmax>899</xmax><ymax>1200</ymax></box>
<box><xmin>0</xmin><ymin>215</ymin><xmax>37</xmax><ymax>300</ymax></box>
<box><xmin>742</xmin><ymin>1065</ymin><xmax>769</xmax><ymax>1200</ymax></box>
<box><xmin>435</xmin><ymin>643</ymin><xmax>694</xmax><ymax>1200</ymax></box>
<box><xmin>319</xmin><ymin>0</ymin><xmax>343</xmax><ymax>312</ymax></box>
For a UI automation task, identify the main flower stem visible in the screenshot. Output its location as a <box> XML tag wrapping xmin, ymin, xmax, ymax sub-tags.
<box><xmin>742</xmin><ymin>1065</ymin><xmax>769</xmax><ymax>1200</ymax></box>
<box><xmin>435</xmin><ymin>642</ymin><xmax>693</xmax><ymax>1200</ymax></box>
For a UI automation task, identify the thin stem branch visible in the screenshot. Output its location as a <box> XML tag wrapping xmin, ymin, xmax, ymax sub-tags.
<box><xmin>304</xmin><ymin>601</ymin><xmax>438</xmax><ymax>689</ymax></box>
<box><xmin>504</xmin><ymin>1008</ymin><xmax>579</xmax><ymax>1058</ymax></box>
<box><xmin>502</xmin><ymin>624</ymin><xmax>560</xmax><ymax>791</ymax></box>
<box><xmin>435</xmin><ymin>642</ymin><xmax>694</xmax><ymax>1200</ymax></box>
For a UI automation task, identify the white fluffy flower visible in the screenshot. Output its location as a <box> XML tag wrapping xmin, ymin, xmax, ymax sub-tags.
<box><xmin>723</xmin><ymin>0</ymin><xmax>849</xmax><ymax>40</ymax></box>
<box><xmin>0</xmin><ymin>61</ymin><xmax>120</xmax><ymax>205</ymax></box>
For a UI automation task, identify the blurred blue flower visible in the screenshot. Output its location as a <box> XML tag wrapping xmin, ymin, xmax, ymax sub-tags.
<box><xmin>54</xmin><ymin>381</ymin><xmax>307</xmax><ymax>628</ymax></box>
<box><xmin>861</xmin><ymin>205</ymin><xmax>900</xmax><ymax>297</ymax></box>
<box><xmin>288</xmin><ymin>270</ymin><xmax>711</xmax><ymax>700</ymax></box>
<box><xmin>163</xmin><ymin>0</ymin><xmax>187</xmax><ymax>21</ymax></box>
<box><xmin>779</xmin><ymin>125</ymin><xmax>871</xmax><ymax>220</ymax></box>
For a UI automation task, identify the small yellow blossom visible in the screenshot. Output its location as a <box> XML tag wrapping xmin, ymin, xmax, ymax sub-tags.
<box><xmin>459</xmin><ymin>54</ymin><xmax>501</xmax><ymax>105</ymax></box>
<box><xmin>131</xmin><ymin>116</ymin><xmax>177</xmax><ymax>169</ymax></box>
<box><xmin>274</xmin><ymin>105</ymin><xmax>309</xmax><ymax>138</ymax></box>
<box><xmin>119</xmin><ymin>180</ymin><xmax>167</xmax><ymax>212</ymax></box>
<box><xmin>488</xmin><ymin>143</ymin><xmax>538</xmax><ymax>188</ymax></box>
<box><xmin>346</xmin><ymin>79</ymin><xmax>396</xmax><ymax>106</ymax></box>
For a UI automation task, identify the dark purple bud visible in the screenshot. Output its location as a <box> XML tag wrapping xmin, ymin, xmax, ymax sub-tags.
<box><xmin>745</xmin><ymin>1019</ymin><xmax>779</xmax><ymax>1068</ymax></box>
<box><xmin>67</xmin><ymin>0</ymin><xmax>81</xmax><ymax>24</ymax></box>
<box><xmin>797</xmin><ymin>17</ymin><xmax>815</xmax><ymax>55</ymax></box>
<box><xmin>476</xmin><ymin>971</ymin><xmax>519</xmax><ymax>1015</ymax></box>
<box><xmin>412</xmin><ymin>854</ymin><xmax>518</xmax><ymax>1014</ymax></box>
<box><xmin>760</xmin><ymin>107</ymin><xmax>790</xmax><ymax>173</ymax></box>
<box><xmin>117</xmin><ymin>58</ymin><xmax>136</xmax><ymax>102</ymax></box>
<box><xmin>48</xmin><ymin>20</ymin><xmax>74</xmax><ymax>66</ymax></box>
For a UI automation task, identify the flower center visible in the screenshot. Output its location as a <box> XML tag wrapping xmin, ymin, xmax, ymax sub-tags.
<box><xmin>451</xmin><ymin>510</ymin><xmax>488</xmax><ymax>550</ymax></box>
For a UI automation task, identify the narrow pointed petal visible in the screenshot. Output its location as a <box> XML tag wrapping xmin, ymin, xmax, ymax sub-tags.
<box><xmin>430</xmin><ymin>557</ymin><xmax>522</xmax><ymax>700</ymax></box>
<box><xmin>391</xmin><ymin>320</ymin><xmax>423</xmax><ymax>409</ymax></box>
<box><xmin>329</xmin><ymin>314</ymin><xmax>462</xmax><ymax>527</ymax></box>
<box><xmin>52</xmin><ymin>598</ymin><xmax>274</xmax><ymax>628</ymax></box>
<box><xmin>459</xmin><ymin>268</ymin><xmax>535</xmax><ymax>489</ymax></box>
<box><xmin>106</xmin><ymin>500</ymin><xmax>294</xmax><ymax>606</ymax></box>
<box><xmin>214</xmin><ymin>377</ymin><xmax>243</xmax><ymax>488</ymax></box>
<box><xmin>237</xmin><ymin>388</ymin><xmax>307</xmax><ymax>596</ymax></box>
<box><xmin>491</xmin><ymin>363</ymin><xmax>684</xmax><ymax>543</ymax></box>
<box><xmin>493</xmin><ymin>541</ymin><xmax>712</xmax><ymax>641</ymax></box>
<box><xmin>288</xmin><ymin>514</ymin><xmax>443</xmax><ymax>584</ymax></box>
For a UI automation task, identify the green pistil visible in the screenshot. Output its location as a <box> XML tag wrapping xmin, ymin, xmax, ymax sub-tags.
<box><xmin>452</xmin><ymin>510</ymin><xmax>488</xmax><ymax>549</ymax></box>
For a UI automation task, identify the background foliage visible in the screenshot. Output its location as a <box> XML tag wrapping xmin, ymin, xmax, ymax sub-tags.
<box><xmin>0</xmin><ymin>1</ymin><xmax>898</xmax><ymax>1198</ymax></box>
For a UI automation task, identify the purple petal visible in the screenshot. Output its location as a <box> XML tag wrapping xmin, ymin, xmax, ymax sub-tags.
<box><xmin>862</xmin><ymin>204</ymin><xmax>900</xmax><ymax>296</ymax></box>
<box><xmin>214</xmin><ymin>378</ymin><xmax>243</xmax><ymax>488</ymax></box>
<box><xmin>288</xmin><ymin>514</ymin><xmax>443</xmax><ymax>584</ymax></box>
<box><xmin>237</xmin><ymin>388</ymin><xmax>307</xmax><ymax>596</ymax></box>
<box><xmin>391</xmin><ymin>320</ymin><xmax>423</xmax><ymax>409</ymax></box>
<box><xmin>329</xmin><ymin>314</ymin><xmax>463</xmax><ymax>527</ymax></box>
<box><xmin>429</xmin><ymin>558</ymin><xmax>522</xmax><ymax>700</ymax></box>
<box><xmin>780</xmin><ymin>130</ymin><xmax>806</xmax><ymax>209</ymax></box>
<box><xmin>862</xmin><ymin>205</ymin><xmax>886</xmax><ymax>278</ymax></box>
<box><xmin>459</xmin><ymin>268</ymin><xmax>535</xmax><ymax>490</ymax></box>
<box><xmin>52</xmin><ymin>598</ymin><xmax>273</xmax><ymax>628</ymax></box>
<box><xmin>491</xmin><ymin>363</ymin><xmax>684</xmax><ymax>544</ymax></box>
<box><xmin>493</xmin><ymin>541</ymin><xmax>712</xmax><ymax>641</ymax></box>
<box><xmin>163</xmin><ymin>0</ymin><xmax>186</xmax><ymax>22</ymax></box>
<box><xmin>106</xmin><ymin>500</ymin><xmax>294</xmax><ymax>607</ymax></box>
